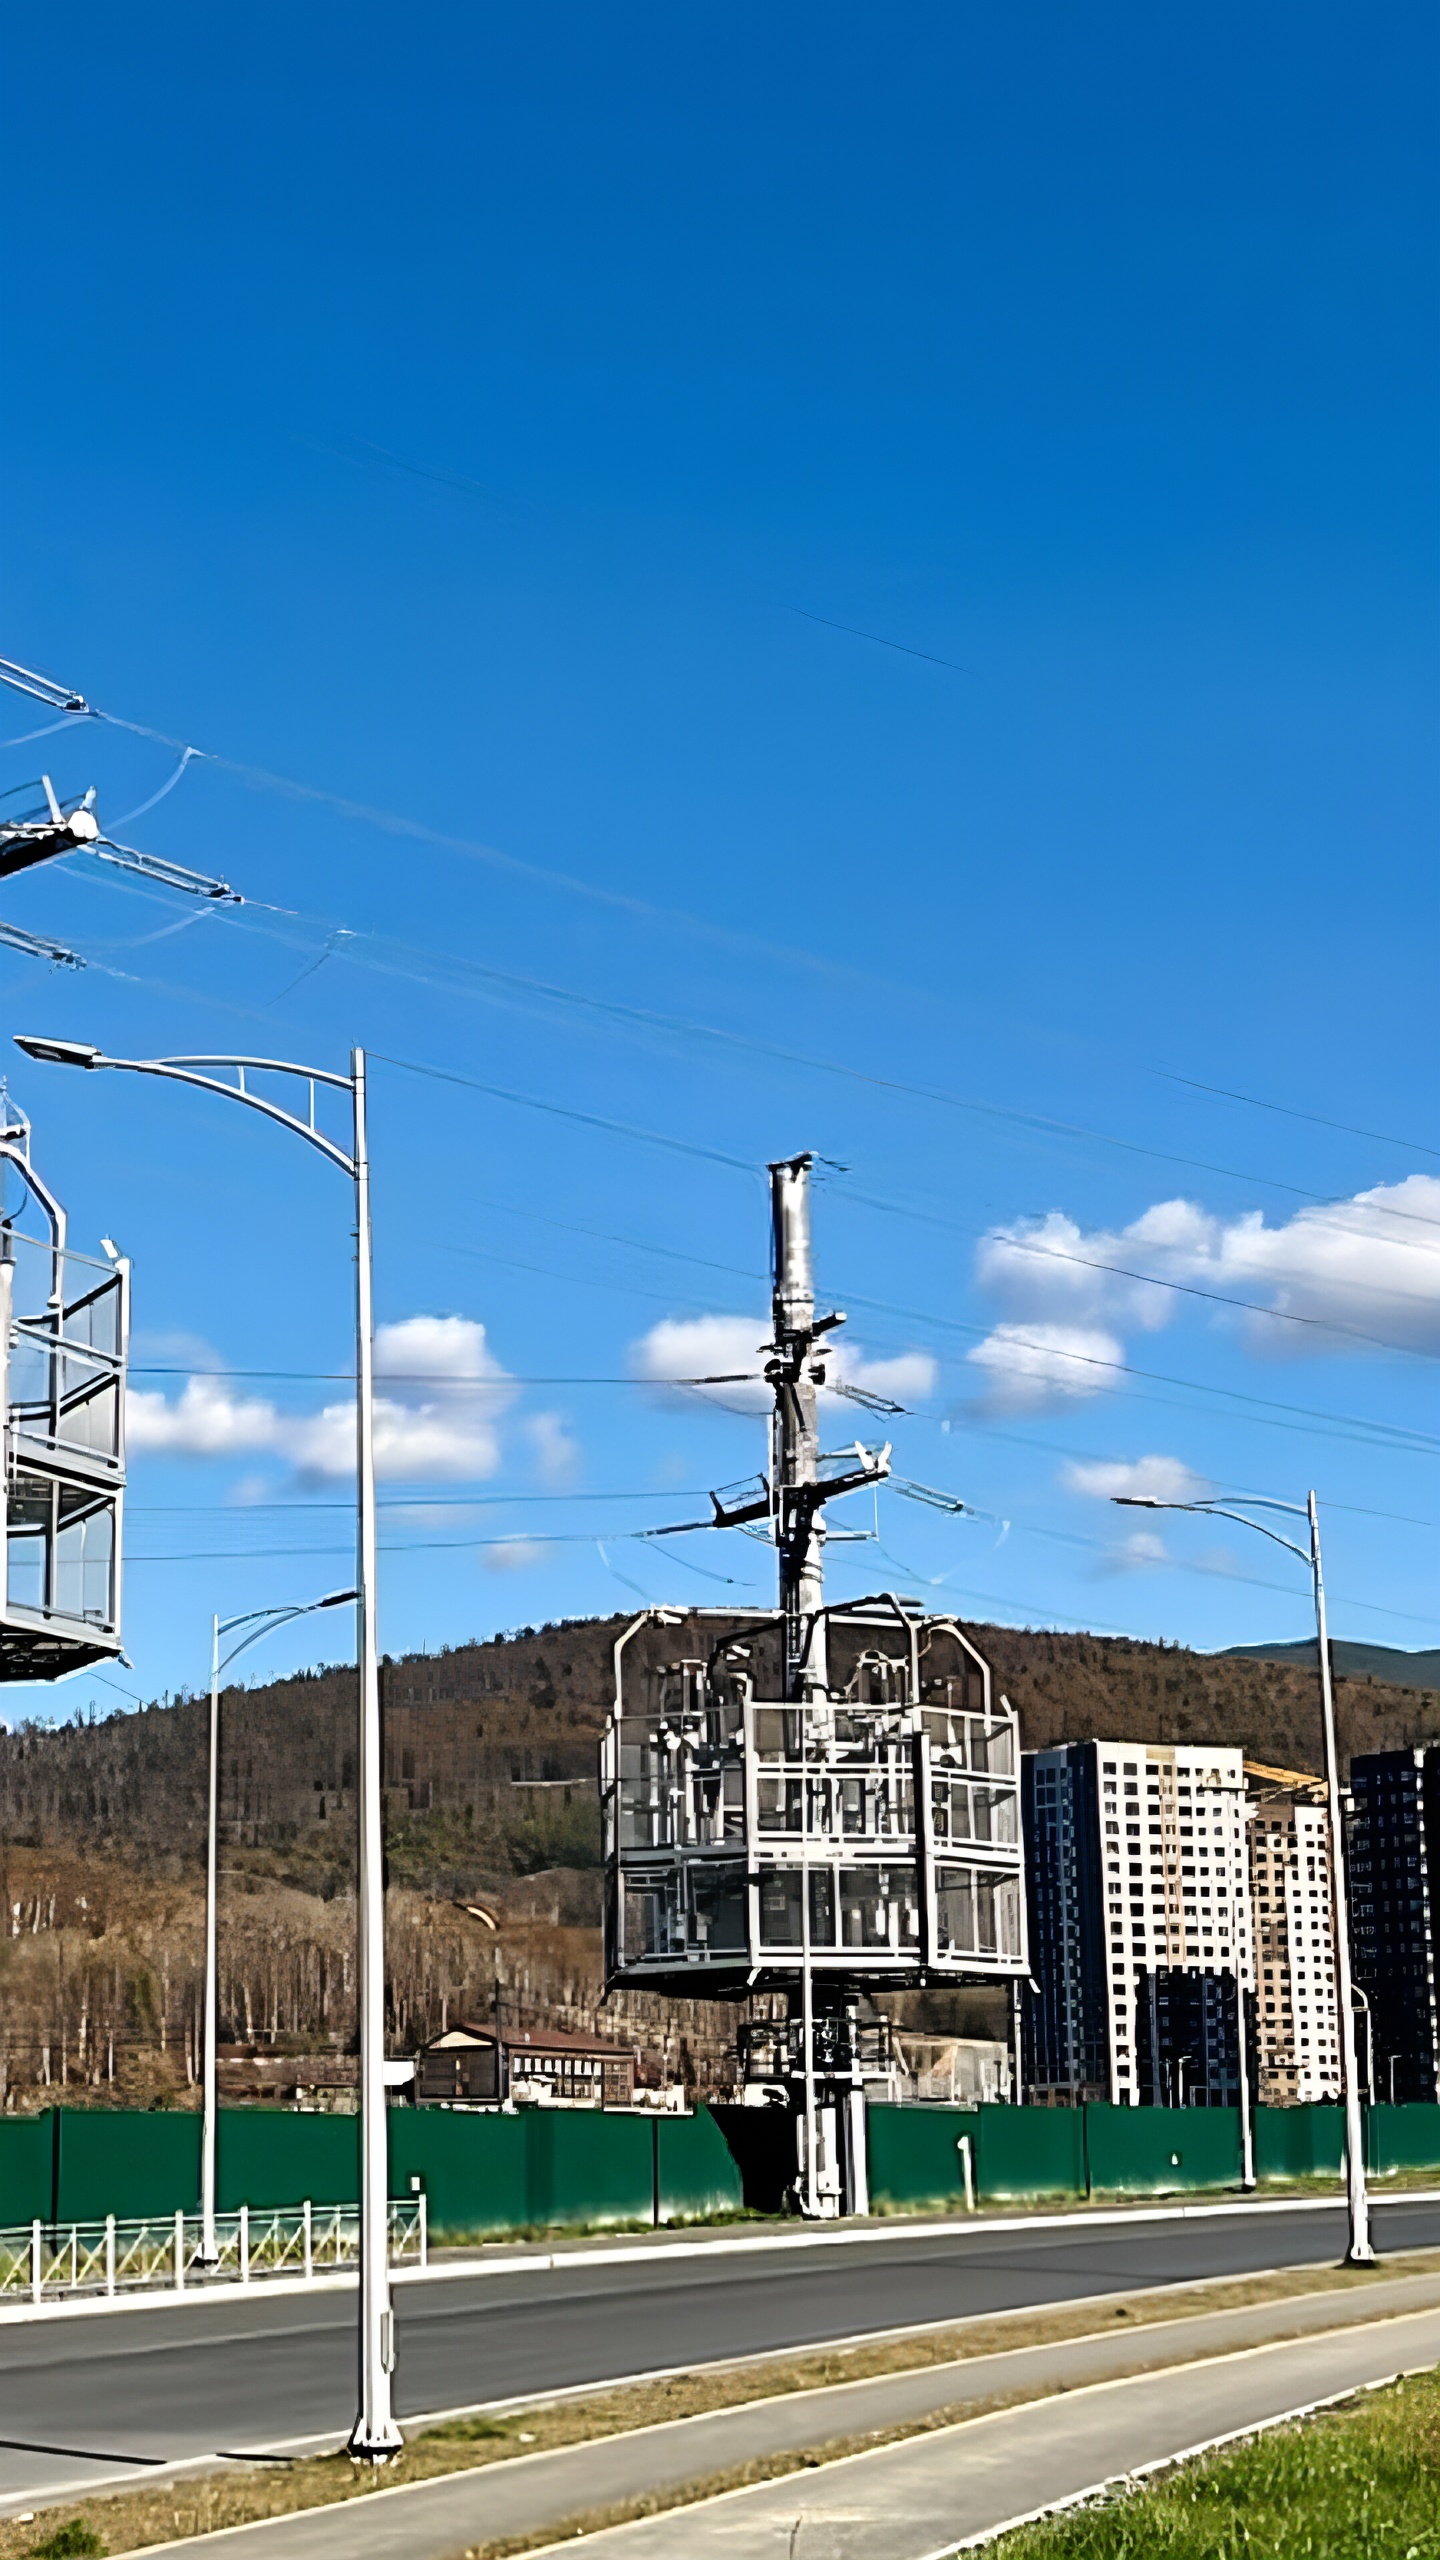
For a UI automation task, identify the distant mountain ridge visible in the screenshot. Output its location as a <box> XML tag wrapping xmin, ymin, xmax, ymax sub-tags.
<box><xmin>3</xmin><ymin>1610</ymin><xmax>1440</xmax><ymax>1882</ymax></box>
<box><xmin>1220</xmin><ymin>1639</ymin><xmax>1440</xmax><ymax>1695</ymax></box>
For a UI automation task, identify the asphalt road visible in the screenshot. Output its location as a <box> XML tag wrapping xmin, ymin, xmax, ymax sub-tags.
<box><xmin>2</xmin><ymin>2198</ymin><xmax>1439</xmax><ymax>2513</ymax></box>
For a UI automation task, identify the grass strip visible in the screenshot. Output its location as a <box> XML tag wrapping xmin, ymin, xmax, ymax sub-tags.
<box><xmin>6</xmin><ymin>2250</ymin><xmax>1440</xmax><ymax>2559</ymax></box>
<box><xmin>981</xmin><ymin>2363</ymin><xmax>1440</xmax><ymax>2557</ymax></box>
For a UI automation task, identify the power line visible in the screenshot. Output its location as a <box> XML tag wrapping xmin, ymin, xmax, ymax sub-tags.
<box><xmin>6</xmin><ymin>652</ymin><xmax>1433</xmax><ymax>1171</ymax></box>
<box><xmin>211</xmin><ymin>900</ymin><xmax>1440</xmax><ymax>1230</ymax></box>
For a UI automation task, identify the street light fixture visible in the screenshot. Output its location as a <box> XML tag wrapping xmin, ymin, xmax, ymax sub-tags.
<box><xmin>1112</xmin><ymin>1486</ymin><xmax>1374</xmax><ymax>2264</ymax></box>
<box><xmin>14</xmin><ymin>1035</ymin><xmax>405</xmax><ymax>2453</ymax></box>
<box><xmin>200</xmin><ymin>1590</ymin><xmax>357</xmax><ymax>2269</ymax></box>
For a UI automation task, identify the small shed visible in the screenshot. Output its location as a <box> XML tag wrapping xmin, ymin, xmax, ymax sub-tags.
<box><xmin>417</xmin><ymin>2021</ymin><xmax>636</xmax><ymax>2110</ymax></box>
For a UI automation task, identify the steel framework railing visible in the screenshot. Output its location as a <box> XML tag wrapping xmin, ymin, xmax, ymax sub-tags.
<box><xmin>0</xmin><ymin>2195</ymin><xmax>426</xmax><ymax>2303</ymax></box>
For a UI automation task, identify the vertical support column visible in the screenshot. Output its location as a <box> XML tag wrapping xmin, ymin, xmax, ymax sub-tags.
<box><xmin>200</xmin><ymin>1615</ymin><xmax>221</xmax><ymax>2266</ymax></box>
<box><xmin>768</xmin><ymin>1155</ymin><xmax>826</xmax><ymax>1703</ymax></box>
<box><xmin>29</xmin><ymin>2219</ymin><xmax>41</xmax><ymax>2305</ymax></box>
<box><xmin>1312</xmin><ymin>1492</ymin><xmax>1374</xmax><ymax>2264</ymax></box>
<box><xmin>0</xmin><ymin>1259</ymin><xmax>12</xmax><ymax>1616</ymax></box>
<box><xmin>174</xmin><ymin>2211</ymin><xmax>185</xmax><ymax>2292</ymax></box>
<box><xmin>105</xmin><ymin>2213</ymin><xmax>115</xmax><ymax>2297</ymax></box>
<box><xmin>350</xmin><ymin>1051</ymin><xmax>402</xmax><ymax>2455</ymax></box>
<box><xmin>303</xmin><ymin>2197</ymin><xmax>313</xmax><ymax>2281</ymax></box>
<box><xmin>770</xmin><ymin>1155</ymin><xmax>823</xmax><ymax>2219</ymax></box>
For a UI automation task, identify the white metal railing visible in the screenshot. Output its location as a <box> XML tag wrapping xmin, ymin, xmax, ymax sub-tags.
<box><xmin>0</xmin><ymin>2195</ymin><xmax>426</xmax><ymax>2303</ymax></box>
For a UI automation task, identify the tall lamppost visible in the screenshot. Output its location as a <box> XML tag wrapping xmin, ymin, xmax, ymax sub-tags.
<box><xmin>200</xmin><ymin>1590</ymin><xmax>356</xmax><ymax>2268</ymax></box>
<box><xmin>1112</xmin><ymin>1487</ymin><xmax>1374</xmax><ymax>2265</ymax></box>
<box><xmin>14</xmin><ymin>1035</ymin><xmax>405</xmax><ymax>2453</ymax></box>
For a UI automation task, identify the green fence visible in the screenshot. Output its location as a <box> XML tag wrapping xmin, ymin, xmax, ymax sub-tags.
<box><xmin>0</xmin><ymin>2105</ymin><xmax>742</xmax><ymax>2240</ymax></box>
<box><xmin>0</xmin><ymin>2098</ymin><xmax>1432</xmax><ymax>2236</ymax></box>
<box><xmin>216</xmin><ymin>2109</ymin><xmax>360</xmax><ymax>2213</ymax></box>
<box><xmin>972</xmin><ymin>2105</ymin><xmax>1087</xmax><ymax>2201</ymax></box>
<box><xmin>1085</xmin><ymin>2101</ymin><xmax>1242</xmax><ymax>2195</ymax></box>
<box><xmin>868</xmin><ymin>2100</ymin><xmax>1370</xmax><ymax>2210</ymax></box>
<box><xmin>55</xmin><ymin>2107</ymin><xmax>201</xmax><ymax>2225</ymax></box>
<box><xmin>0</xmin><ymin>2113</ymin><xmax>53</xmax><ymax>2225</ymax></box>
<box><xmin>1254</xmin><ymin>2103</ymin><xmax>1345</xmax><ymax>2182</ymax></box>
<box><xmin>658</xmin><ymin>2107</ymin><xmax>745</xmax><ymax>2221</ymax></box>
<box><xmin>1367</xmin><ymin>2105</ymin><xmax>1440</xmax><ymax>2176</ymax></box>
<box><xmin>866</xmin><ymin>2103</ymin><xmax>981</xmax><ymax>2212</ymax></box>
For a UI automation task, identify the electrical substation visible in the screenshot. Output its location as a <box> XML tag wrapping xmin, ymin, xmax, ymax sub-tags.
<box><xmin>602</xmin><ymin>1153</ymin><xmax>1026</xmax><ymax>2215</ymax></box>
<box><xmin>0</xmin><ymin>1097</ymin><xmax>129</xmax><ymax>1679</ymax></box>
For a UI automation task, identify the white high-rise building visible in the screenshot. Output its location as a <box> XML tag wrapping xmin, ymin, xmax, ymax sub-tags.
<box><xmin>1248</xmin><ymin>1780</ymin><xmax>1340</xmax><ymax>2104</ymax></box>
<box><xmin>1024</xmin><ymin>1740</ymin><xmax>1254</xmax><ymax>2105</ymax></box>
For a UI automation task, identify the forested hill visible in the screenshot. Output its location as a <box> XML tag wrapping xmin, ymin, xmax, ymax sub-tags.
<box><xmin>1</xmin><ymin>1611</ymin><xmax>1437</xmax><ymax>1881</ymax></box>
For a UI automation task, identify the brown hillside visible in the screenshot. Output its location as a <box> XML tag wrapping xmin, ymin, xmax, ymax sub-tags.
<box><xmin>1</xmin><ymin>1611</ymin><xmax>1434</xmax><ymax>1875</ymax></box>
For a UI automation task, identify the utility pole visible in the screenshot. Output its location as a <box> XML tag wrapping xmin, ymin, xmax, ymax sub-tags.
<box><xmin>770</xmin><ymin>1157</ymin><xmax>827</xmax><ymax>2216</ymax></box>
<box><xmin>1311</xmin><ymin>1491</ymin><xmax>1374</xmax><ymax>2264</ymax></box>
<box><xmin>706</xmin><ymin>1155</ymin><xmax>889</xmax><ymax>2216</ymax></box>
<box><xmin>767</xmin><ymin>1154</ymin><xmax>834</xmax><ymax>1703</ymax></box>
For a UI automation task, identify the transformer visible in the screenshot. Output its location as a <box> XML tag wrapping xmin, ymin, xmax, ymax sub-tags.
<box><xmin>603</xmin><ymin>1597</ymin><xmax>1024</xmax><ymax>1994</ymax></box>
<box><xmin>0</xmin><ymin>1099</ymin><xmax>128</xmax><ymax>1678</ymax></box>
<box><xmin>601</xmin><ymin>1154</ymin><xmax>1026</xmax><ymax>2214</ymax></box>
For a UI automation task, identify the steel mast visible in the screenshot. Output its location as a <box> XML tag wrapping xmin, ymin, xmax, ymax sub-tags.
<box><xmin>767</xmin><ymin>1154</ymin><xmax>836</xmax><ymax>1702</ymax></box>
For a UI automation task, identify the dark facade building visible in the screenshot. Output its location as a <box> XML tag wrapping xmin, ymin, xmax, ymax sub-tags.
<box><xmin>1134</xmin><ymin>1968</ymin><xmax>1247</xmax><ymax>2109</ymax></box>
<box><xmin>1022</xmin><ymin>1743</ymin><xmax>1110</xmax><ymax>2100</ymax></box>
<box><xmin>1347</xmin><ymin>1748</ymin><xmax>1440</xmax><ymax>2103</ymax></box>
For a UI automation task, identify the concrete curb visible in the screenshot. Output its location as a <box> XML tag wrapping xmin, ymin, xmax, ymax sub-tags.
<box><xmin>0</xmin><ymin>2185</ymin><xmax>1432</xmax><ymax>2329</ymax></box>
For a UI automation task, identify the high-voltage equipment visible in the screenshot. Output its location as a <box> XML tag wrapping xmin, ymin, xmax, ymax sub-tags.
<box><xmin>602</xmin><ymin>1153</ymin><xmax>1025</xmax><ymax>2215</ymax></box>
<box><xmin>0</xmin><ymin>1098</ymin><xmax>128</xmax><ymax>1678</ymax></box>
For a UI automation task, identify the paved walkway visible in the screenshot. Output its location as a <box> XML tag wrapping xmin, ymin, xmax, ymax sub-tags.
<box><xmin>535</xmin><ymin>2304</ymin><xmax>1440</xmax><ymax>2560</ymax></box>
<box><xmin>158</xmin><ymin>2274</ymin><xmax>1440</xmax><ymax>2559</ymax></box>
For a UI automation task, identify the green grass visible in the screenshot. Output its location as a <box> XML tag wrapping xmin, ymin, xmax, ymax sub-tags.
<box><xmin>987</xmin><ymin>2369</ymin><xmax>1440</xmax><ymax>2558</ymax></box>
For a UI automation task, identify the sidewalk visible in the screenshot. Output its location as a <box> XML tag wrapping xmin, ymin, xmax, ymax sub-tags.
<box><xmin>529</xmin><ymin>2305</ymin><xmax>1440</xmax><ymax>2560</ymax></box>
<box><xmin>153</xmin><ymin>2268</ymin><xmax>1440</xmax><ymax>2559</ymax></box>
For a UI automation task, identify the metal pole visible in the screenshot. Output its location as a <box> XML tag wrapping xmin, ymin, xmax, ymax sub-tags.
<box><xmin>1311</xmin><ymin>1491</ymin><xmax>1374</xmax><ymax>2263</ymax></box>
<box><xmin>769</xmin><ymin>1155</ymin><xmax>826</xmax><ymax>1701</ymax></box>
<box><xmin>200</xmin><ymin>1612</ymin><xmax>221</xmax><ymax>2266</ymax></box>
<box><xmin>349</xmin><ymin>1049</ymin><xmax>401</xmax><ymax>2456</ymax></box>
<box><xmin>1235</xmin><ymin>1969</ymin><xmax>1255</xmax><ymax>2189</ymax></box>
<box><xmin>770</xmin><ymin>1157</ymin><xmax>824</xmax><ymax>2216</ymax></box>
<box><xmin>800</xmin><ymin>1787</ymin><xmax>818</xmax><ymax>2218</ymax></box>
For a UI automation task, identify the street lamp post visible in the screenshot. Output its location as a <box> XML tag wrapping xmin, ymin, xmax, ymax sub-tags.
<box><xmin>14</xmin><ymin>1034</ymin><xmax>406</xmax><ymax>2451</ymax></box>
<box><xmin>201</xmin><ymin>1590</ymin><xmax>356</xmax><ymax>2268</ymax></box>
<box><xmin>1113</xmin><ymin>1486</ymin><xmax>1375</xmax><ymax>2264</ymax></box>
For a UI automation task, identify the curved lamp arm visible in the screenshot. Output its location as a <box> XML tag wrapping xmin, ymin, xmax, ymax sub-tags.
<box><xmin>13</xmin><ymin>1039</ymin><xmax>356</xmax><ymax>1176</ymax></box>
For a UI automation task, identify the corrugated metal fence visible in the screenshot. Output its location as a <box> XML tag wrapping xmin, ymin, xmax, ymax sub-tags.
<box><xmin>0</xmin><ymin>2100</ymin><xmax>1433</xmax><ymax>2238</ymax></box>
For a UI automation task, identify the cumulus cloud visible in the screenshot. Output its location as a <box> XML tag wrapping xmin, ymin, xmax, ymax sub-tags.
<box><xmin>629</xmin><ymin>1313</ymin><xmax>937</xmax><ymax>1413</ymax></box>
<box><xmin>1107</xmin><ymin>1528</ymin><xmax>1170</xmax><ymax>1572</ymax></box>
<box><xmin>482</xmin><ymin>1538</ymin><xmax>553</xmax><ymax>1573</ymax></box>
<box><xmin>127</xmin><ymin>1315</ymin><xmax>514</xmax><ymax>1484</ymax></box>
<box><xmin>525</xmin><ymin>1411</ymin><xmax>581</xmax><ymax>1486</ymax></box>
<box><xmin>1061</xmin><ymin>1454</ymin><xmax>1206</xmax><ymax>1503</ymax></box>
<box><xmin>965</xmin><ymin>1323</ymin><xmax>1125</xmax><ymax>1413</ymax></box>
<box><xmin>966</xmin><ymin>1174</ymin><xmax>1440</xmax><ymax>1410</ymax></box>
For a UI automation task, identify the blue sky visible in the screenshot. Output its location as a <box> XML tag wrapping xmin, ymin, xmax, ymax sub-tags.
<box><xmin>1</xmin><ymin>3</ymin><xmax>1436</xmax><ymax>1720</ymax></box>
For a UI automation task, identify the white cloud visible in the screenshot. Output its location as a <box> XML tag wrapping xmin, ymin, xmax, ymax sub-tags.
<box><xmin>967</xmin><ymin>1174</ymin><xmax>1440</xmax><ymax>1408</ymax></box>
<box><xmin>629</xmin><ymin>1314</ymin><xmax>936</xmax><ymax>1413</ymax></box>
<box><xmin>1108</xmin><ymin>1528</ymin><xmax>1170</xmax><ymax>1572</ymax></box>
<box><xmin>1062</xmin><ymin>1454</ymin><xmax>1206</xmax><ymax>1503</ymax></box>
<box><xmin>631</xmin><ymin>1315</ymin><xmax>771</xmax><ymax>1410</ymax></box>
<box><xmin>1211</xmin><ymin>1177</ymin><xmax>1440</xmax><ymax>1355</ymax></box>
<box><xmin>965</xmin><ymin>1323</ymin><xmax>1125</xmax><ymax>1413</ymax></box>
<box><xmin>482</xmin><ymin>1538</ymin><xmax>553</xmax><ymax>1573</ymax></box>
<box><xmin>127</xmin><ymin>1315</ymin><xmax>514</xmax><ymax>1484</ymax></box>
<box><xmin>525</xmin><ymin>1411</ymin><xmax>581</xmax><ymax>1486</ymax></box>
<box><xmin>128</xmin><ymin>1375</ymin><xmax>288</xmax><ymax>1458</ymax></box>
